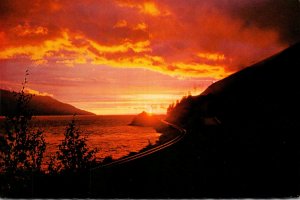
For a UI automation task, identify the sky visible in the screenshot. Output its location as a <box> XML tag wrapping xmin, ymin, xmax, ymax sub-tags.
<box><xmin>0</xmin><ymin>0</ymin><xmax>299</xmax><ymax>114</ymax></box>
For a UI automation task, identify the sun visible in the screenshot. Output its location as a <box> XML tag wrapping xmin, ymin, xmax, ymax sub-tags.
<box><xmin>147</xmin><ymin>106</ymin><xmax>153</xmax><ymax>116</ymax></box>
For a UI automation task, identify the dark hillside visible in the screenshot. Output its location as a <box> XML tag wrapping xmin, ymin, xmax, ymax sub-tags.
<box><xmin>0</xmin><ymin>89</ymin><xmax>94</xmax><ymax>116</ymax></box>
<box><xmin>163</xmin><ymin>42</ymin><xmax>300</xmax><ymax>197</ymax></box>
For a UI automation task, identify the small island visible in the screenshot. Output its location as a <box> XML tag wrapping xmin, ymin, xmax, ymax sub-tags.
<box><xmin>129</xmin><ymin>111</ymin><xmax>160</xmax><ymax>127</ymax></box>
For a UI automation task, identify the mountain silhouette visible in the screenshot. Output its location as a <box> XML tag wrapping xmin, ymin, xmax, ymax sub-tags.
<box><xmin>163</xmin><ymin>42</ymin><xmax>300</xmax><ymax>197</ymax></box>
<box><xmin>167</xmin><ymin>42</ymin><xmax>300</xmax><ymax>128</ymax></box>
<box><xmin>0</xmin><ymin>89</ymin><xmax>94</xmax><ymax>116</ymax></box>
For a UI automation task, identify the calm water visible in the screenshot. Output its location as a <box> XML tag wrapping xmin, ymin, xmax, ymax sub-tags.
<box><xmin>0</xmin><ymin>115</ymin><xmax>162</xmax><ymax>161</ymax></box>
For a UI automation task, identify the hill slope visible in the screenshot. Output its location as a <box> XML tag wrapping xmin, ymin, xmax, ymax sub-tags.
<box><xmin>0</xmin><ymin>89</ymin><xmax>94</xmax><ymax>116</ymax></box>
<box><xmin>163</xmin><ymin>42</ymin><xmax>300</xmax><ymax>197</ymax></box>
<box><xmin>167</xmin><ymin>42</ymin><xmax>300</xmax><ymax>127</ymax></box>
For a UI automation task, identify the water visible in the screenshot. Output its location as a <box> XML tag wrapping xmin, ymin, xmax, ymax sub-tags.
<box><xmin>0</xmin><ymin>115</ymin><xmax>162</xmax><ymax>161</ymax></box>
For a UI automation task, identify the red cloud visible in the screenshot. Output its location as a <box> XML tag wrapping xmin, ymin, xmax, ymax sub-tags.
<box><xmin>0</xmin><ymin>0</ymin><xmax>295</xmax><ymax>79</ymax></box>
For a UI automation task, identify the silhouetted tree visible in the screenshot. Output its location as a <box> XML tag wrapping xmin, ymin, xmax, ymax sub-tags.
<box><xmin>167</xmin><ymin>102</ymin><xmax>175</xmax><ymax>115</ymax></box>
<box><xmin>0</xmin><ymin>71</ymin><xmax>46</xmax><ymax>173</ymax></box>
<box><xmin>102</xmin><ymin>155</ymin><xmax>113</xmax><ymax>165</ymax></box>
<box><xmin>0</xmin><ymin>70</ymin><xmax>46</xmax><ymax>196</ymax></box>
<box><xmin>48</xmin><ymin>117</ymin><xmax>98</xmax><ymax>173</ymax></box>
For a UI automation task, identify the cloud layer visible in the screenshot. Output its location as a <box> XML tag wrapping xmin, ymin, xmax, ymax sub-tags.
<box><xmin>1</xmin><ymin>0</ymin><xmax>299</xmax><ymax>79</ymax></box>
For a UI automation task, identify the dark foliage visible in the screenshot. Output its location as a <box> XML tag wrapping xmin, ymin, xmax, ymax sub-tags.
<box><xmin>0</xmin><ymin>71</ymin><xmax>46</xmax><ymax>197</ymax></box>
<box><xmin>48</xmin><ymin>117</ymin><xmax>98</xmax><ymax>173</ymax></box>
<box><xmin>0</xmin><ymin>72</ymin><xmax>99</xmax><ymax>198</ymax></box>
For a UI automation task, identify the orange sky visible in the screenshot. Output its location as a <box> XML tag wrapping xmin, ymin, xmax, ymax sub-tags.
<box><xmin>1</xmin><ymin>0</ymin><xmax>299</xmax><ymax>114</ymax></box>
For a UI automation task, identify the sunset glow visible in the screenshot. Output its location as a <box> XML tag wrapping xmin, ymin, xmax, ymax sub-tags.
<box><xmin>1</xmin><ymin>0</ymin><xmax>297</xmax><ymax>114</ymax></box>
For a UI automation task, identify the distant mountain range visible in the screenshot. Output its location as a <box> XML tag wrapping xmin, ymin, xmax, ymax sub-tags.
<box><xmin>0</xmin><ymin>89</ymin><xmax>94</xmax><ymax>116</ymax></box>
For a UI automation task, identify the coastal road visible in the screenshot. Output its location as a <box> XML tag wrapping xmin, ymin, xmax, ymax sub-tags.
<box><xmin>91</xmin><ymin>120</ymin><xmax>187</xmax><ymax>170</ymax></box>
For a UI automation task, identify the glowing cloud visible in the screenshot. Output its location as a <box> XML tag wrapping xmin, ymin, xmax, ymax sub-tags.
<box><xmin>0</xmin><ymin>0</ymin><xmax>293</xmax><ymax>79</ymax></box>
<box><xmin>25</xmin><ymin>88</ymin><xmax>53</xmax><ymax>97</ymax></box>
<box><xmin>114</xmin><ymin>20</ymin><xmax>128</xmax><ymax>28</ymax></box>
<box><xmin>197</xmin><ymin>53</ymin><xmax>226</xmax><ymax>62</ymax></box>
<box><xmin>141</xmin><ymin>2</ymin><xmax>161</xmax><ymax>16</ymax></box>
<box><xmin>13</xmin><ymin>23</ymin><xmax>48</xmax><ymax>37</ymax></box>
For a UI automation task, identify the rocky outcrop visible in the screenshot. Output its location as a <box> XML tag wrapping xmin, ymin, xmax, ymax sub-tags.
<box><xmin>129</xmin><ymin>111</ymin><xmax>160</xmax><ymax>127</ymax></box>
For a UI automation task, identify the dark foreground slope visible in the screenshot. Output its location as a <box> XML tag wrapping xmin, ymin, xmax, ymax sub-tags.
<box><xmin>30</xmin><ymin>43</ymin><xmax>300</xmax><ymax>198</ymax></box>
<box><xmin>167</xmin><ymin>42</ymin><xmax>300</xmax><ymax>128</ymax></box>
<box><xmin>164</xmin><ymin>42</ymin><xmax>300</xmax><ymax>197</ymax></box>
<box><xmin>0</xmin><ymin>89</ymin><xmax>94</xmax><ymax>116</ymax></box>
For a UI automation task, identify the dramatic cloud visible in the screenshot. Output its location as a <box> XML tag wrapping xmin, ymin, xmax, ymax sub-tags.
<box><xmin>24</xmin><ymin>88</ymin><xmax>53</xmax><ymax>97</ymax></box>
<box><xmin>220</xmin><ymin>0</ymin><xmax>300</xmax><ymax>44</ymax></box>
<box><xmin>1</xmin><ymin>0</ymin><xmax>298</xmax><ymax>79</ymax></box>
<box><xmin>0</xmin><ymin>0</ymin><xmax>299</xmax><ymax>113</ymax></box>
